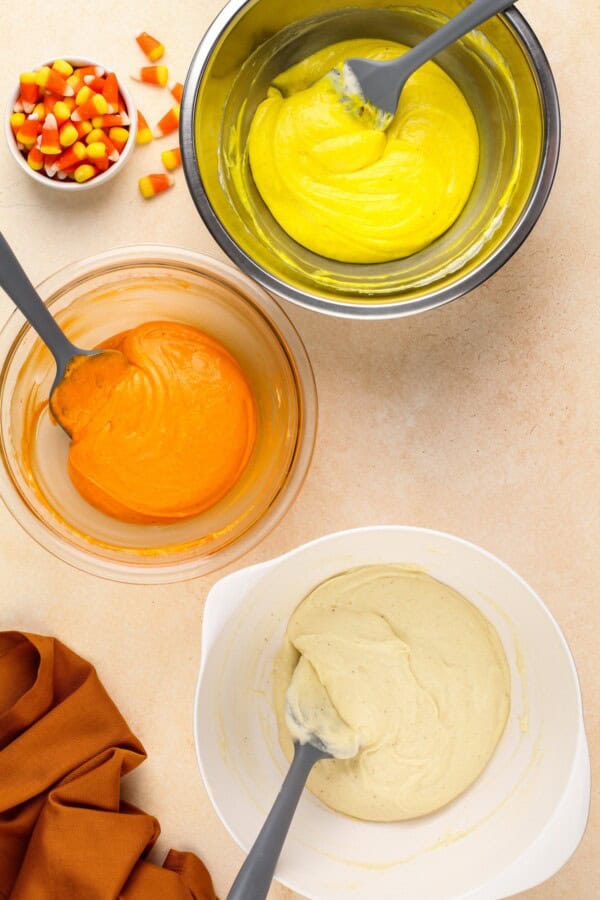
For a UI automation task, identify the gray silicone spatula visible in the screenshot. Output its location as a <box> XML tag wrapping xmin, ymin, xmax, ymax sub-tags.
<box><xmin>227</xmin><ymin>658</ymin><xmax>359</xmax><ymax>900</ymax></box>
<box><xmin>0</xmin><ymin>232</ymin><xmax>124</xmax><ymax>435</ymax></box>
<box><xmin>336</xmin><ymin>0</ymin><xmax>519</xmax><ymax>128</ymax></box>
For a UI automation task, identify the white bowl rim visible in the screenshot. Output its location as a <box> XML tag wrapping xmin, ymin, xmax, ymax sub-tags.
<box><xmin>4</xmin><ymin>55</ymin><xmax>138</xmax><ymax>191</ymax></box>
<box><xmin>194</xmin><ymin>524</ymin><xmax>590</xmax><ymax>899</ymax></box>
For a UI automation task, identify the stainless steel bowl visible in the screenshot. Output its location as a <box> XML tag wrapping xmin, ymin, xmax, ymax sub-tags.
<box><xmin>181</xmin><ymin>1</ymin><xmax>560</xmax><ymax>319</ymax></box>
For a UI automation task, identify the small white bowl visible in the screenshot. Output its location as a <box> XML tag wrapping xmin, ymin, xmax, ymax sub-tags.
<box><xmin>195</xmin><ymin>526</ymin><xmax>590</xmax><ymax>900</ymax></box>
<box><xmin>4</xmin><ymin>56</ymin><xmax>137</xmax><ymax>191</ymax></box>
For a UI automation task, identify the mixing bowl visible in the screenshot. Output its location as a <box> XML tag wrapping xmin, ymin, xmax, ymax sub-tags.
<box><xmin>181</xmin><ymin>0</ymin><xmax>560</xmax><ymax>318</ymax></box>
<box><xmin>195</xmin><ymin>526</ymin><xmax>589</xmax><ymax>899</ymax></box>
<box><xmin>0</xmin><ymin>246</ymin><xmax>317</xmax><ymax>583</ymax></box>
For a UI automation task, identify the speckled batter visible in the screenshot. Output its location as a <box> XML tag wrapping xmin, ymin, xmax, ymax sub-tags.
<box><xmin>274</xmin><ymin>565</ymin><xmax>510</xmax><ymax>821</ymax></box>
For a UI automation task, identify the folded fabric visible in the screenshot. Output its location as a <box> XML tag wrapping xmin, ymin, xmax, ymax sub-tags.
<box><xmin>0</xmin><ymin>632</ymin><xmax>216</xmax><ymax>900</ymax></box>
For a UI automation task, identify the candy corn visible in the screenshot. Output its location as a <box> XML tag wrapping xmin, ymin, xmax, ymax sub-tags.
<box><xmin>91</xmin><ymin>113</ymin><xmax>130</xmax><ymax>129</ymax></box>
<box><xmin>94</xmin><ymin>154</ymin><xmax>110</xmax><ymax>173</ymax></box>
<box><xmin>135</xmin><ymin>110</ymin><xmax>153</xmax><ymax>144</ymax></box>
<box><xmin>75</xmin><ymin>85</ymin><xmax>93</xmax><ymax>107</ymax></box>
<box><xmin>52</xmin><ymin>100</ymin><xmax>71</xmax><ymax>124</ymax></box>
<box><xmin>170</xmin><ymin>82</ymin><xmax>184</xmax><ymax>104</ymax></box>
<box><xmin>108</xmin><ymin>126</ymin><xmax>129</xmax><ymax>152</ymax></box>
<box><xmin>15</xmin><ymin>117</ymin><xmax>40</xmax><ymax>149</ymax></box>
<box><xmin>10</xmin><ymin>112</ymin><xmax>25</xmax><ymax>135</ymax></box>
<box><xmin>161</xmin><ymin>146</ymin><xmax>181</xmax><ymax>171</ymax></box>
<box><xmin>83</xmin><ymin>75</ymin><xmax>106</xmax><ymax>93</ymax></box>
<box><xmin>55</xmin><ymin>142</ymin><xmax>88</xmax><ymax>171</ymax></box>
<box><xmin>59</xmin><ymin>121</ymin><xmax>79</xmax><ymax>147</ymax></box>
<box><xmin>32</xmin><ymin>101</ymin><xmax>46</xmax><ymax>121</ymax></box>
<box><xmin>39</xmin><ymin>113</ymin><xmax>61</xmax><ymax>154</ymax></box>
<box><xmin>136</xmin><ymin>31</ymin><xmax>165</xmax><ymax>62</ymax></box>
<box><xmin>102</xmin><ymin>72</ymin><xmax>120</xmax><ymax>113</ymax></box>
<box><xmin>18</xmin><ymin>73</ymin><xmax>39</xmax><ymax>113</ymax></box>
<box><xmin>11</xmin><ymin>59</ymin><xmax>131</xmax><ymax>184</ymax></box>
<box><xmin>52</xmin><ymin>59</ymin><xmax>73</xmax><ymax>78</ymax></box>
<box><xmin>86</xmin><ymin>141</ymin><xmax>107</xmax><ymax>161</ymax></box>
<box><xmin>66</xmin><ymin>72</ymin><xmax>85</xmax><ymax>95</ymax></box>
<box><xmin>72</xmin><ymin>93</ymin><xmax>108</xmax><ymax>121</ymax></box>
<box><xmin>73</xmin><ymin>163</ymin><xmax>97</xmax><ymax>183</ymax></box>
<box><xmin>139</xmin><ymin>173</ymin><xmax>173</xmax><ymax>198</ymax></box>
<box><xmin>87</xmin><ymin>130</ymin><xmax>119</xmax><ymax>161</ymax></box>
<box><xmin>132</xmin><ymin>65</ymin><xmax>169</xmax><ymax>87</ymax></box>
<box><xmin>75</xmin><ymin>120</ymin><xmax>93</xmax><ymax>139</ymax></box>
<box><xmin>154</xmin><ymin>104</ymin><xmax>180</xmax><ymax>138</ymax></box>
<box><xmin>27</xmin><ymin>147</ymin><xmax>44</xmax><ymax>171</ymax></box>
<box><xmin>35</xmin><ymin>66</ymin><xmax>74</xmax><ymax>97</ymax></box>
<box><xmin>77</xmin><ymin>65</ymin><xmax>105</xmax><ymax>79</ymax></box>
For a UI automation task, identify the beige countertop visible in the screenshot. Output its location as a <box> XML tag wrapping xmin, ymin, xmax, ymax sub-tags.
<box><xmin>0</xmin><ymin>1</ymin><xmax>598</xmax><ymax>897</ymax></box>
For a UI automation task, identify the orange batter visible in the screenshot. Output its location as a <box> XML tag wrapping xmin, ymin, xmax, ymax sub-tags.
<box><xmin>51</xmin><ymin>321</ymin><xmax>257</xmax><ymax>524</ymax></box>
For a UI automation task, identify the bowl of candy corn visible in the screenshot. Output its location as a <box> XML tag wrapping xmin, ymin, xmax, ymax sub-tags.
<box><xmin>4</xmin><ymin>57</ymin><xmax>137</xmax><ymax>190</ymax></box>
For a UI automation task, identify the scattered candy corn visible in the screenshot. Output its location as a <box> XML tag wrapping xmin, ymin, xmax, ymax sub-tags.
<box><xmin>10</xmin><ymin>59</ymin><xmax>132</xmax><ymax>183</ymax></box>
<box><xmin>132</xmin><ymin>65</ymin><xmax>169</xmax><ymax>87</ymax></box>
<box><xmin>135</xmin><ymin>110</ymin><xmax>153</xmax><ymax>144</ymax></box>
<box><xmin>170</xmin><ymin>82</ymin><xmax>184</xmax><ymax>104</ymax></box>
<box><xmin>161</xmin><ymin>146</ymin><xmax>181</xmax><ymax>171</ymax></box>
<box><xmin>136</xmin><ymin>32</ymin><xmax>165</xmax><ymax>62</ymax></box>
<box><xmin>154</xmin><ymin>104</ymin><xmax>180</xmax><ymax>138</ymax></box>
<box><xmin>139</xmin><ymin>173</ymin><xmax>173</xmax><ymax>198</ymax></box>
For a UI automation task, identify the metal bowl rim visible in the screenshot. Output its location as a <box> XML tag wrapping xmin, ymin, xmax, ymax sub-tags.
<box><xmin>180</xmin><ymin>2</ymin><xmax>561</xmax><ymax>320</ymax></box>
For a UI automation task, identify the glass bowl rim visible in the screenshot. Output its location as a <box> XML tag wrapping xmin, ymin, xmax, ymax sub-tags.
<box><xmin>0</xmin><ymin>243</ymin><xmax>318</xmax><ymax>583</ymax></box>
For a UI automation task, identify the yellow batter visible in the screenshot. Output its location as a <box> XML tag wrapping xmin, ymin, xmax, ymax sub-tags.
<box><xmin>248</xmin><ymin>39</ymin><xmax>480</xmax><ymax>264</ymax></box>
<box><xmin>274</xmin><ymin>566</ymin><xmax>510</xmax><ymax>821</ymax></box>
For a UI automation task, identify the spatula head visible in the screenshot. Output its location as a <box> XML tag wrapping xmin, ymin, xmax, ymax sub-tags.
<box><xmin>331</xmin><ymin>58</ymin><xmax>400</xmax><ymax>130</ymax></box>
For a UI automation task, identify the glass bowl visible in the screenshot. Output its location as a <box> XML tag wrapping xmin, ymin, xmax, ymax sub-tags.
<box><xmin>0</xmin><ymin>246</ymin><xmax>317</xmax><ymax>583</ymax></box>
<box><xmin>181</xmin><ymin>0</ymin><xmax>560</xmax><ymax>318</ymax></box>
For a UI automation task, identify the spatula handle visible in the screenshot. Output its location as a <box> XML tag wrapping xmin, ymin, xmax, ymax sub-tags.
<box><xmin>0</xmin><ymin>231</ymin><xmax>77</xmax><ymax>370</ymax></box>
<box><xmin>404</xmin><ymin>0</ymin><xmax>518</xmax><ymax>76</ymax></box>
<box><xmin>227</xmin><ymin>741</ymin><xmax>326</xmax><ymax>900</ymax></box>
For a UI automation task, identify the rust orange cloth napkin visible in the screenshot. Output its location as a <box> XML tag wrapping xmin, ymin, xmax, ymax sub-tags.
<box><xmin>0</xmin><ymin>632</ymin><xmax>216</xmax><ymax>900</ymax></box>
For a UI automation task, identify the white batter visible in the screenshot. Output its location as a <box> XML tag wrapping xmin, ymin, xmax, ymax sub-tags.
<box><xmin>274</xmin><ymin>565</ymin><xmax>510</xmax><ymax>821</ymax></box>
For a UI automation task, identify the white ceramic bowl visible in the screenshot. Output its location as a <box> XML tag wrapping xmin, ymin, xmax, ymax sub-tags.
<box><xmin>195</xmin><ymin>526</ymin><xmax>590</xmax><ymax>900</ymax></box>
<box><xmin>4</xmin><ymin>56</ymin><xmax>137</xmax><ymax>191</ymax></box>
